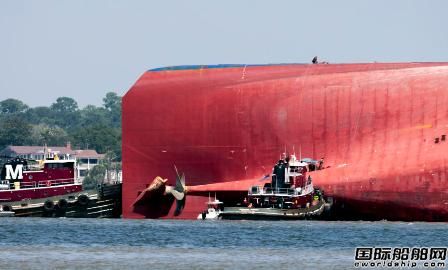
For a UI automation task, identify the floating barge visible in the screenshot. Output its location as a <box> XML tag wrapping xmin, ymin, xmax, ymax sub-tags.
<box><xmin>221</xmin><ymin>200</ymin><xmax>326</xmax><ymax>220</ymax></box>
<box><xmin>9</xmin><ymin>183</ymin><xmax>122</xmax><ymax>218</ymax></box>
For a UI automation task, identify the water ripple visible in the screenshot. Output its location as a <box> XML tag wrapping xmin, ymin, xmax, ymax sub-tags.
<box><xmin>0</xmin><ymin>218</ymin><xmax>446</xmax><ymax>269</ymax></box>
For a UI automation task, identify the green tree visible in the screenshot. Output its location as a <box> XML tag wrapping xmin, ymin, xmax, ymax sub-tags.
<box><xmin>25</xmin><ymin>106</ymin><xmax>55</xmax><ymax>125</ymax></box>
<box><xmin>50</xmin><ymin>97</ymin><xmax>81</xmax><ymax>131</ymax></box>
<box><xmin>72</xmin><ymin>124</ymin><xmax>120</xmax><ymax>154</ymax></box>
<box><xmin>111</xmin><ymin>132</ymin><xmax>122</xmax><ymax>161</ymax></box>
<box><xmin>103</xmin><ymin>92</ymin><xmax>121</xmax><ymax>128</ymax></box>
<box><xmin>103</xmin><ymin>92</ymin><xmax>120</xmax><ymax>111</ymax></box>
<box><xmin>0</xmin><ymin>95</ymin><xmax>122</xmax><ymax>160</ymax></box>
<box><xmin>79</xmin><ymin>105</ymin><xmax>109</xmax><ymax>127</ymax></box>
<box><xmin>30</xmin><ymin>124</ymin><xmax>69</xmax><ymax>146</ymax></box>
<box><xmin>82</xmin><ymin>164</ymin><xmax>106</xmax><ymax>190</ymax></box>
<box><xmin>0</xmin><ymin>98</ymin><xmax>28</xmax><ymax>114</ymax></box>
<box><xmin>50</xmin><ymin>97</ymin><xmax>78</xmax><ymax>113</ymax></box>
<box><xmin>0</xmin><ymin>115</ymin><xmax>32</xmax><ymax>148</ymax></box>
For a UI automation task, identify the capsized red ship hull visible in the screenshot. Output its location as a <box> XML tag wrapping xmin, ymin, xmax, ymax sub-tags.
<box><xmin>123</xmin><ymin>63</ymin><xmax>448</xmax><ymax>220</ymax></box>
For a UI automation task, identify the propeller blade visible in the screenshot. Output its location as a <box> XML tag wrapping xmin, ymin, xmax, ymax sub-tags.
<box><xmin>172</xmin><ymin>165</ymin><xmax>187</xmax><ymax>215</ymax></box>
<box><xmin>180</xmin><ymin>173</ymin><xmax>186</xmax><ymax>188</ymax></box>
<box><xmin>170</xmin><ymin>189</ymin><xmax>185</xmax><ymax>201</ymax></box>
<box><xmin>174</xmin><ymin>197</ymin><xmax>186</xmax><ymax>216</ymax></box>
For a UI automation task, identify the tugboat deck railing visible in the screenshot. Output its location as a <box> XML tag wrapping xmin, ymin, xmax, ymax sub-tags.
<box><xmin>249</xmin><ymin>187</ymin><xmax>308</xmax><ymax>196</ymax></box>
<box><xmin>0</xmin><ymin>178</ymin><xmax>78</xmax><ymax>190</ymax></box>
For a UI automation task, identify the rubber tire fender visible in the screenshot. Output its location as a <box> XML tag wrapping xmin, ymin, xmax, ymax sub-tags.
<box><xmin>2</xmin><ymin>205</ymin><xmax>12</xmax><ymax>212</ymax></box>
<box><xmin>44</xmin><ymin>200</ymin><xmax>55</xmax><ymax>212</ymax></box>
<box><xmin>57</xmin><ymin>199</ymin><xmax>68</xmax><ymax>210</ymax></box>
<box><xmin>77</xmin><ymin>194</ymin><xmax>89</xmax><ymax>206</ymax></box>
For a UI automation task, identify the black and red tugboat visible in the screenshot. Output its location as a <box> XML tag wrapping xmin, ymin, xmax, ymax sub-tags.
<box><xmin>220</xmin><ymin>154</ymin><xmax>330</xmax><ymax>220</ymax></box>
<box><xmin>0</xmin><ymin>152</ymin><xmax>122</xmax><ymax>218</ymax></box>
<box><xmin>0</xmin><ymin>154</ymin><xmax>82</xmax><ymax>208</ymax></box>
<box><xmin>0</xmin><ymin>152</ymin><xmax>83</xmax><ymax>216</ymax></box>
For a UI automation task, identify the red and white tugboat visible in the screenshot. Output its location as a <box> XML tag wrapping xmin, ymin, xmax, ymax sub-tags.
<box><xmin>0</xmin><ymin>152</ymin><xmax>83</xmax><ymax>213</ymax></box>
<box><xmin>220</xmin><ymin>154</ymin><xmax>328</xmax><ymax>220</ymax></box>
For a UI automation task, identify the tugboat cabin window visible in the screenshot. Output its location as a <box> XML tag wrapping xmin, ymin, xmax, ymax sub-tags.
<box><xmin>251</xmin><ymin>186</ymin><xmax>259</xmax><ymax>193</ymax></box>
<box><xmin>46</xmin><ymin>162</ymin><xmax>74</xmax><ymax>169</ymax></box>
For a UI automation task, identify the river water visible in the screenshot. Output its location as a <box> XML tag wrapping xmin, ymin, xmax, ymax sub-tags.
<box><xmin>0</xmin><ymin>218</ymin><xmax>446</xmax><ymax>270</ymax></box>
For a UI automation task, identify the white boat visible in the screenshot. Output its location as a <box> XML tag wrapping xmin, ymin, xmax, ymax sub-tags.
<box><xmin>197</xmin><ymin>194</ymin><xmax>223</xmax><ymax>220</ymax></box>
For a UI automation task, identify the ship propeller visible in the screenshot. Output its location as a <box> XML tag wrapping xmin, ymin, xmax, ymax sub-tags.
<box><xmin>132</xmin><ymin>165</ymin><xmax>187</xmax><ymax>216</ymax></box>
<box><xmin>165</xmin><ymin>165</ymin><xmax>187</xmax><ymax>216</ymax></box>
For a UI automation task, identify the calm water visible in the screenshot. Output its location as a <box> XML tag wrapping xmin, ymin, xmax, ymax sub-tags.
<box><xmin>0</xmin><ymin>218</ymin><xmax>446</xmax><ymax>270</ymax></box>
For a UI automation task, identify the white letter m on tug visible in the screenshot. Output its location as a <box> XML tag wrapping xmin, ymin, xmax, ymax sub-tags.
<box><xmin>5</xmin><ymin>164</ymin><xmax>23</xmax><ymax>180</ymax></box>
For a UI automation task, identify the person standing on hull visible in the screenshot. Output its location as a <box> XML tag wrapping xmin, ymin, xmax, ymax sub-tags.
<box><xmin>318</xmin><ymin>157</ymin><xmax>324</xmax><ymax>170</ymax></box>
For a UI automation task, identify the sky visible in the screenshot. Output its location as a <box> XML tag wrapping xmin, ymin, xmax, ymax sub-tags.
<box><xmin>1</xmin><ymin>0</ymin><xmax>447</xmax><ymax>108</ymax></box>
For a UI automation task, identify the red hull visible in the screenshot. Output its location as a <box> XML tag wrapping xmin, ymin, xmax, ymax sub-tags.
<box><xmin>0</xmin><ymin>184</ymin><xmax>82</xmax><ymax>203</ymax></box>
<box><xmin>123</xmin><ymin>63</ymin><xmax>448</xmax><ymax>220</ymax></box>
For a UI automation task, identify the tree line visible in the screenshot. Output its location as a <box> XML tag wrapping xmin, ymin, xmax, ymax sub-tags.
<box><xmin>0</xmin><ymin>93</ymin><xmax>122</xmax><ymax>161</ymax></box>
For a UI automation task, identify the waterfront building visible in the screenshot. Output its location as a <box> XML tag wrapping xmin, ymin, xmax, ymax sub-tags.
<box><xmin>0</xmin><ymin>143</ymin><xmax>104</xmax><ymax>181</ymax></box>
